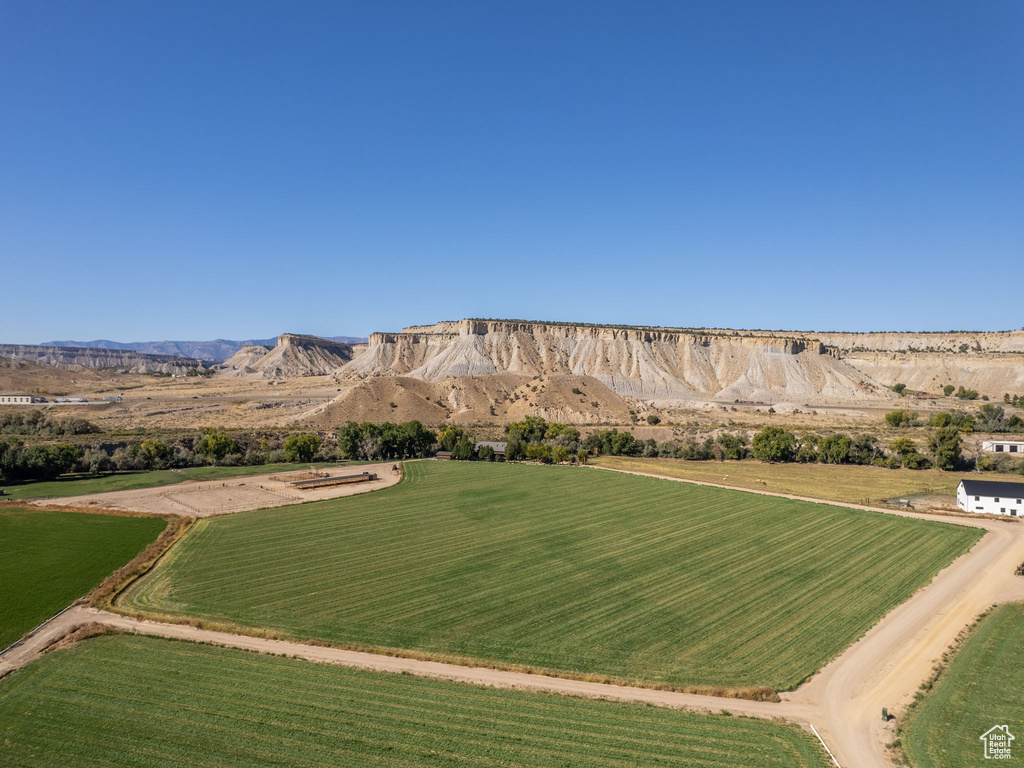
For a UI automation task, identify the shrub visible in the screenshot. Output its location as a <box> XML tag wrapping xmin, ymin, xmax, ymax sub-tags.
<box><xmin>818</xmin><ymin>434</ymin><xmax>853</xmax><ymax>464</ymax></box>
<box><xmin>884</xmin><ymin>409</ymin><xmax>918</xmax><ymax>428</ymax></box>
<box><xmin>928</xmin><ymin>411</ymin><xmax>975</xmax><ymax>431</ymax></box>
<box><xmin>451</xmin><ymin>437</ymin><xmax>475</xmax><ymax>461</ymax></box>
<box><xmin>889</xmin><ymin>437</ymin><xmax>930</xmax><ymax>469</ymax></box>
<box><xmin>477</xmin><ymin>445</ymin><xmax>495</xmax><ymax>462</ymax></box>
<box><xmin>196</xmin><ymin>429</ymin><xmax>237</xmax><ymax>464</ymax></box>
<box><xmin>956</xmin><ymin>386</ymin><xmax>979</xmax><ymax>400</ymax></box>
<box><xmin>283</xmin><ymin>433</ymin><xmax>321</xmax><ymax>463</ymax></box>
<box><xmin>928</xmin><ymin>427</ymin><xmax>963</xmax><ymax>471</ymax></box>
<box><xmin>646</xmin><ymin>414</ymin><xmax>661</xmax><ymax>425</ymax></box>
<box><xmin>751</xmin><ymin>427</ymin><xmax>797</xmax><ymax>463</ymax></box>
<box><xmin>892</xmin><ymin>383</ymin><xmax>907</xmax><ymax>395</ymax></box>
<box><xmin>943</xmin><ymin>384</ymin><xmax>955</xmax><ymax>396</ymax></box>
<box><xmin>505</xmin><ymin>440</ymin><xmax>525</xmax><ymax>461</ymax></box>
<box><xmin>716</xmin><ymin>433</ymin><xmax>748</xmax><ymax>461</ymax></box>
<box><xmin>524</xmin><ymin>444</ymin><xmax>552</xmax><ymax>463</ymax></box>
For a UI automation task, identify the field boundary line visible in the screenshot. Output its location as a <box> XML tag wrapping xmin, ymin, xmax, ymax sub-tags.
<box><xmin>810</xmin><ymin>724</ymin><xmax>841</xmax><ymax>767</ymax></box>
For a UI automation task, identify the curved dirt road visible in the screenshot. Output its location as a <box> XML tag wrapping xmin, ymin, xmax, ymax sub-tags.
<box><xmin>3</xmin><ymin>465</ymin><xmax>1023</xmax><ymax>768</ymax></box>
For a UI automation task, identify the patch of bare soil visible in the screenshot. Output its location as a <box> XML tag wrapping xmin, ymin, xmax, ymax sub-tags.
<box><xmin>33</xmin><ymin>463</ymin><xmax>402</xmax><ymax>517</ymax></box>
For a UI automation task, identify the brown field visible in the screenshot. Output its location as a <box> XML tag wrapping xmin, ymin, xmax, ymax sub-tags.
<box><xmin>591</xmin><ymin>455</ymin><xmax>1024</xmax><ymax>507</ymax></box>
<box><xmin>33</xmin><ymin>463</ymin><xmax>401</xmax><ymax>516</ymax></box>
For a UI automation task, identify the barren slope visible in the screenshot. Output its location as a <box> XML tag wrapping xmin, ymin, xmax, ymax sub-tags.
<box><xmin>218</xmin><ymin>334</ymin><xmax>355</xmax><ymax>378</ymax></box>
<box><xmin>340</xmin><ymin>319</ymin><xmax>889</xmax><ymax>404</ymax></box>
<box><xmin>305</xmin><ymin>372</ymin><xmax>633</xmax><ymax>426</ymax></box>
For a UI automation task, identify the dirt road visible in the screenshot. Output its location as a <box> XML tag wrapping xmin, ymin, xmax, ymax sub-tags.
<box><xmin>3</xmin><ymin>465</ymin><xmax>1022</xmax><ymax>768</ymax></box>
<box><xmin>0</xmin><ymin>606</ymin><xmax>815</xmax><ymax>720</ymax></box>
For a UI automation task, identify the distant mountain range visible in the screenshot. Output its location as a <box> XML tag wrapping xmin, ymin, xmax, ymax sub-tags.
<box><xmin>40</xmin><ymin>336</ymin><xmax>367</xmax><ymax>362</ymax></box>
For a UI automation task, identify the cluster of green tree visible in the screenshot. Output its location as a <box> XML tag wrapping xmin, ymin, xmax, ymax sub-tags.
<box><xmin>616</xmin><ymin>433</ymin><xmax>748</xmax><ymax>461</ymax></box>
<box><xmin>884</xmin><ymin>409</ymin><xmax>919</xmax><ymax>428</ymax></box>
<box><xmin>0</xmin><ymin>412</ymin><xmax>99</xmax><ymax>436</ymax></box>
<box><xmin>499</xmin><ymin>417</ymin><xmax>586</xmax><ymax>464</ymax></box>
<box><xmin>927</xmin><ymin>410</ymin><xmax>976</xmax><ymax>430</ymax></box>
<box><xmin>185</xmin><ymin>367</ymin><xmax>215</xmax><ymax>377</ymax></box>
<box><xmin>887</xmin><ymin>406</ymin><xmax>1022</xmax><ymax>435</ymax></box>
<box><xmin>974</xmin><ymin>404</ymin><xmax>1024</xmax><ymax>433</ymax></box>
<box><xmin>0</xmin><ymin>439</ymin><xmax>83</xmax><ymax>482</ymax></box>
<box><xmin>2</xmin><ymin>421</ymin><xmax>444</xmax><ymax>484</ymax></box>
<box><xmin>744</xmin><ymin>428</ymin><xmax>887</xmax><ymax>465</ymax></box>
<box><xmin>336</xmin><ymin>421</ymin><xmax>437</xmax><ymax>461</ymax></box>
<box><xmin>956</xmin><ymin>386</ymin><xmax>979</xmax><ymax>400</ymax></box>
<box><xmin>1003</xmin><ymin>393</ymin><xmax>1024</xmax><ymax>409</ymax></box>
<box><xmin>977</xmin><ymin>453</ymin><xmax>1024</xmax><ymax>476</ymax></box>
<box><xmin>742</xmin><ymin>426</ymin><xmax>963</xmax><ymax>471</ymax></box>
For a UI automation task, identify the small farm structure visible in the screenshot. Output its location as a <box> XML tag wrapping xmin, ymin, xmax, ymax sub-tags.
<box><xmin>957</xmin><ymin>479</ymin><xmax>1024</xmax><ymax>516</ymax></box>
<box><xmin>288</xmin><ymin>471</ymin><xmax>377</xmax><ymax>490</ymax></box>
<box><xmin>982</xmin><ymin>440</ymin><xmax>1024</xmax><ymax>454</ymax></box>
<box><xmin>435</xmin><ymin>451</ymin><xmax>453</xmax><ymax>460</ymax></box>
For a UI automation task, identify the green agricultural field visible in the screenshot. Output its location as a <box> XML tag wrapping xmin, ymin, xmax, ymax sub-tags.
<box><xmin>592</xmin><ymin>455</ymin><xmax>1024</xmax><ymax>506</ymax></box>
<box><xmin>124</xmin><ymin>461</ymin><xmax>981</xmax><ymax>692</ymax></box>
<box><xmin>903</xmin><ymin>602</ymin><xmax>1024</xmax><ymax>768</ymax></box>
<box><xmin>0</xmin><ymin>634</ymin><xmax>831</xmax><ymax>768</ymax></box>
<box><xmin>1</xmin><ymin>461</ymin><xmax>355</xmax><ymax>500</ymax></box>
<box><xmin>0</xmin><ymin>509</ymin><xmax>164</xmax><ymax>648</ymax></box>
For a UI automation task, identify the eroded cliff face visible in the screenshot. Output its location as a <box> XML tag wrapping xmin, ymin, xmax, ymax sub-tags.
<box><xmin>340</xmin><ymin>320</ymin><xmax>887</xmax><ymax>403</ymax></box>
<box><xmin>0</xmin><ymin>344</ymin><xmax>205</xmax><ymax>375</ymax></box>
<box><xmin>216</xmin><ymin>334</ymin><xmax>356</xmax><ymax>378</ymax></box>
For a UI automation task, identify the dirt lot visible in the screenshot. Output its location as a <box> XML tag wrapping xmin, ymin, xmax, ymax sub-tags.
<box><xmin>36</xmin><ymin>463</ymin><xmax>401</xmax><ymax>517</ymax></box>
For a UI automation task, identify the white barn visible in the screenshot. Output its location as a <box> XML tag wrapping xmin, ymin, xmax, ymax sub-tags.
<box><xmin>982</xmin><ymin>440</ymin><xmax>1024</xmax><ymax>455</ymax></box>
<box><xmin>957</xmin><ymin>479</ymin><xmax>1024</xmax><ymax>517</ymax></box>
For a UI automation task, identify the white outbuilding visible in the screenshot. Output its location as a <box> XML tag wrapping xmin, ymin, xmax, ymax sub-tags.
<box><xmin>982</xmin><ymin>440</ymin><xmax>1024</xmax><ymax>455</ymax></box>
<box><xmin>0</xmin><ymin>394</ymin><xmax>45</xmax><ymax>404</ymax></box>
<box><xmin>957</xmin><ymin>479</ymin><xmax>1024</xmax><ymax>517</ymax></box>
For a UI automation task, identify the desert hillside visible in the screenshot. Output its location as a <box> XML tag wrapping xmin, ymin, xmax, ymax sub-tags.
<box><xmin>335</xmin><ymin>319</ymin><xmax>1024</xmax><ymax>406</ymax></box>
<box><xmin>0</xmin><ymin>344</ymin><xmax>205</xmax><ymax>375</ymax></box>
<box><xmin>217</xmin><ymin>334</ymin><xmax>357</xmax><ymax>378</ymax></box>
<box><xmin>339</xmin><ymin>319</ymin><xmax>890</xmax><ymax>404</ymax></box>
<box><xmin>305</xmin><ymin>372</ymin><xmax>633</xmax><ymax>427</ymax></box>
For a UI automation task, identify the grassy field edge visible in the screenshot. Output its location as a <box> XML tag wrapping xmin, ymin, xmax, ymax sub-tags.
<box><xmin>0</xmin><ymin>633</ymin><xmax>832</xmax><ymax>768</ymax></box>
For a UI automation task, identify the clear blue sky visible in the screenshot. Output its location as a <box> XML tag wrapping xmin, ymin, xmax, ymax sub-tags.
<box><xmin>2</xmin><ymin>1</ymin><xmax>1021</xmax><ymax>342</ymax></box>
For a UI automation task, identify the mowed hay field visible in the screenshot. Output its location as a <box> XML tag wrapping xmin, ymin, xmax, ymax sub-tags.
<box><xmin>0</xmin><ymin>634</ymin><xmax>831</xmax><ymax>768</ymax></box>
<box><xmin>592</xmin><ymin>455</ymin><xmax>1023</xmax><ymax>506</ymax></box>
<box><xmin>0</xmin><ymin>509</ymin><xmax>165</xmax><ymax>648</ymax></box>
<box><xmin>903</xmin><ymin>603</ymin><xmax>1024</xmax><ymax>768</ymax></box>
<box><xmin>124</xmin><ymin>461</ymin><xmax>981</xmax><ymax>692</ymax></box>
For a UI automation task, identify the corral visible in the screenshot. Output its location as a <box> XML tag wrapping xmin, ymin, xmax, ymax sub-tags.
<box><xmin>288</xmin><ymin>471</ymin><xmax>378</xmax><ymax>490</ymax></box>
<box><xmin>122</xmin><ymin>460</ymin><xmax>981</xmax><ymax>693</ymax></box>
